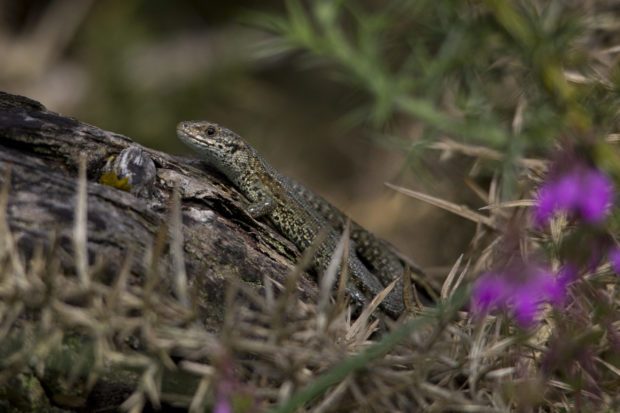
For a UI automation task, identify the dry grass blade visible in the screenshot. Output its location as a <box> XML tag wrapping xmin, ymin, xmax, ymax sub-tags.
<box><xmin>486</xmin><ymin>366</ymin><xmax>516</xmax><ymax>379</ymax></box>
<box><xmin>0</xmin><ymin>167</ymin><xmax>27</xmax><ymax>286</ymax></box>
<box><xmin>74</xmin><ymin>154</ymin><xmax>89</xmax><ymax>287</ymax></box>
<box><xmin>169</xmin><ymin>189</ymin><xmax>189</xmax><ymax>308</ymax></box>
<box><xmin>595</xmin><ymin>357</ymin><xmax>620</xmax><ymax>378</ymax></box>
<box><xmin>311</xmin><ymin>376</ymin><xmax>352</xmax><ymax>413</ymax></box>
<box><xmin>464</xmin><ymin>177</ymin><xmax>490</xmax><ymax>204</ymax></box>
<box><xmin>0</xmin><ymin>167</ymin><xmax>9</xmax><ymax>247</ymax></box>
<box><xmin>441</xmin><ymin>254</ymin><xmax>464</xmax><ymax>300</ymax></box>
<box><xmin>121</xmin><ymin>391</ymin><xmax>146</xmax><ymax>413</ymax></box>
<box><xmin>385</xmin><ymin>182</ymin><xmax>497</xmax><ymax>229</ymax></box>
<box><xmin>346</xmin><ymin>294</ymin><xmax>384</xmax><ymax>343</ymax></box>
<box><xmin>267</xmin><ymin>290</ymin><xmax>469</xmax><ymax>413</ymax></box>
<box><xmin>318</xmin><ymin>222</ymin><xmax>348</xmax><ymax>322</ymax></box>
<box><xmin>428</xmin><ymin>138</ymin><xmax>547</xmax><ymax>171</ymax></box>
<box><xmin>189</xmin><ymin>376</ymin><xmax>210</xmax><ymax>413</ymax></box>
<box><xmin>479</xmin><ymin>199</ymin><xmax>535</xmax><ymax>210</ymax></box>
<box><xmin>143</xmin><ymin>363</ymin><xmax>162</xmax><ymax>410</ymax></box>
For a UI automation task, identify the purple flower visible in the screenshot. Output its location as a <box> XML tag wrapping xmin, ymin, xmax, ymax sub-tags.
<box><xmin>609</xmin><ymin>247</ymin><xmax>620</xmax><ymax>275</ymax></box>
<box><xmin>214</xmin><ymin>399</ymin><xmax>232</xmax><ymax>413</ymax></box>
<box><xmin>471</xmin><ymin>265</ymin><xmax>569</xmax><ymax>328</ymax></box>
<box><xmin>471</xmin><ymin>273</ymin><xmax>508</xmax><ymax>312</ymax></box>
<box><xmin>579</xmin><ymin>169</ymin><xmax>616</xmax><ymax>222</ymax></box>
<box><xmin>533</xmin><ymin>166</ymin><xmax>615</xmax><ymax>226</ymax></box>
<box><xmin>555</xmin><ymin>265</ymin><xmax>578</xmax><ymax>296</ymax></box>
<box><xmin>512</xmin><ymin>291</ymin><xmax>538</xmax><ymax>326</ymax></box>
<box><xmin>214</xmin><ymin>379</ymin><xmax>233</xmax><ymax>413</ymax></box>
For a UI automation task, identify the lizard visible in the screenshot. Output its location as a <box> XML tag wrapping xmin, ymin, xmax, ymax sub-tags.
<box><xmin>177</xmin><ymin>120</ymin><xmax>420</xmax><ymax>316</ymax></box>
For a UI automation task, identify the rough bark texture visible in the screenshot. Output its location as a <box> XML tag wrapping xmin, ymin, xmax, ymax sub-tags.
<box><xmin>0</xmin><ymin>91</ymin><xmax>320</xmax><ymax>411</ymax></box>
<box><xmin>0</xmin><ymin>90</ymin><xmax>318</xmax><ymax>312</ymax></box>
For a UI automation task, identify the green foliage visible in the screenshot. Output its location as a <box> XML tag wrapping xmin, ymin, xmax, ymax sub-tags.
<box><xmin>2</xmin><ymin>2</ymin><xmax>619</xmax><ymax>411</ymax></box>
<box><xmin>249</xmin><ymin>0</ymin><xmax>620</xmax><ymax>194</ymax></box>
<box><xmin>244</xmin><ymin>3</ymin><xmax>620</xmax><ymax>411</ymax></box>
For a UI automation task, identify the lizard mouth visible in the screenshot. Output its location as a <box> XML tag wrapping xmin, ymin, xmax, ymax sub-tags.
<box><xmin>176</xmin><ymin>121</ymin><xmax>192</xmax><ymax>138</ymax></box>
<box><xmin>177</xmin><ymin>121</ymin><xmax>216</xmax><ymax>147</ymax></box>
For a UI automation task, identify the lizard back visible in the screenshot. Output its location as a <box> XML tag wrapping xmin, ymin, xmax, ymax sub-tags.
<box><xmin>177</xmin><ymin>120</ymin><xmax>411</xmax><ymax>316</ymax></box>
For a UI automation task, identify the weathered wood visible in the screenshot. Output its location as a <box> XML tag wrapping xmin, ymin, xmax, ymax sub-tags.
<box><xmin>0</xmin><ymin>91</ymin><xmax>359</xmax><ymax>411</ymax></box>
<box><xmin>0</xmin><ymin>91</ymin><xmax>319</xmax><ymax>327</ymax></box>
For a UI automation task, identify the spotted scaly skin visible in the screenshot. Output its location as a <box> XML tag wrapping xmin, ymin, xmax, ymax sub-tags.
<box><xmin>285</xmin><ymin>178</ymin><xmax>414</xmax><ymax>286</ymax></box>
<box><xmin>177</xmin><ymin>120</ymin><xmax>408</xmax><ymax>316</ymax></box>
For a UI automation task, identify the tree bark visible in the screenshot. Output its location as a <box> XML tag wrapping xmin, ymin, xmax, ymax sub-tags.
<box><xmin>0</xmin><ymin>91</ymin><xmax>320</xmax><ymax>323</ymax></box>
<box><xmin>0</xmin><ymin>91</ymin><xmax>327</xmax><ymax>411</ymax></box>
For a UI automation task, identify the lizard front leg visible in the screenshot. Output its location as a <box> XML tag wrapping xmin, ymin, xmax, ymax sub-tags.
<box><xmin>246</xmin><ymin>198</ymin><xmax>276</xmax><ymax>218</ymax></box>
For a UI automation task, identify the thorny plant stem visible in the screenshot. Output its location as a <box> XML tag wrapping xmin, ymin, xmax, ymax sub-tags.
<box><xmin>267</xmin><ymin>289</ymin><xmax>469</xmax><ymax>413</ymax></box>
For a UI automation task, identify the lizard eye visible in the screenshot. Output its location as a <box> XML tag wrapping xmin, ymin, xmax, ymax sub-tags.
<box><xmin>206</xmin><ymin>126</ymin><xmax>216</xmax><ymax>136</ymax></box>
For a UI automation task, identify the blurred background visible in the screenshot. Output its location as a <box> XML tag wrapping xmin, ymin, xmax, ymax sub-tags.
<box><xmin>2</xmin><ymin>0</ymin><xmax>617</xmax><ymax>279</ymax></box>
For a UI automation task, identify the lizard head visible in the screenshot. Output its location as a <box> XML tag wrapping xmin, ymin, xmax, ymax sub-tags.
<box><xmin>177</xmin><ymin>120</ymin><xmax>254</xmax><ymax>179</ymax></box>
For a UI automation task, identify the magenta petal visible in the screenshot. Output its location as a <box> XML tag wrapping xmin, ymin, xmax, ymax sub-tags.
<box><xmin>553</xmin><ymin>172</ymin><xmax>581</xmax><ymax>210</ymax></box>
<box><xmin>555</xmin><ymin>264</ymin><xmax>578</xmax><ymax>297</ymax></box>
<box><xmin>214</xmin><ymin>377</ymin><xmax>234</xmax><ymax>413</ymax></box>
<box><xmin>609</xmin><ymin>247</ymin><xmax>620</xmax><ymax>275</ymax></box>
<box><xmin>534</xmin><ymin>186</ymin><xmax>557</xmax><ymax>226</ymax></box>
<box><xmin>471</xmin><ymin>274</ymin><xmax>508</xmax><ymax>313</ymax></box>
<box><xmin>509</xmin><ymin>270</ymin><xmax>557</xmax><ymax>326</ymax></box>
<box><xmin>533</xmin><ymin>173</ymin><xmax>579</xmax><ymax>226</ymax></box>
<box><xmin>533</xmin><ymin>166</ymin><xmax>615</xmax><ymax>226</ymax></box>
<box><xmin>539</xmin><ymin>273</ymin><xmax>565</xmax><ymax>305</ymax></box>
<box><xmin>578</xmin><ymin>170</ymin><xmax>615</xmax><ymax>223</ymax></box>
<box><xmin>214</xmin><ymin>400</ymin><xmax>232</xmax><ymax>413</ymax></box>
<box><xmin>472</xmin><ymin>264</ymin><xmax>576</xmax><ymax>328</ymax></box>
<box><xmin>512</xmin><ymin>290</ymin><xmax>540</xmax><ymax>327</ymax></box>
